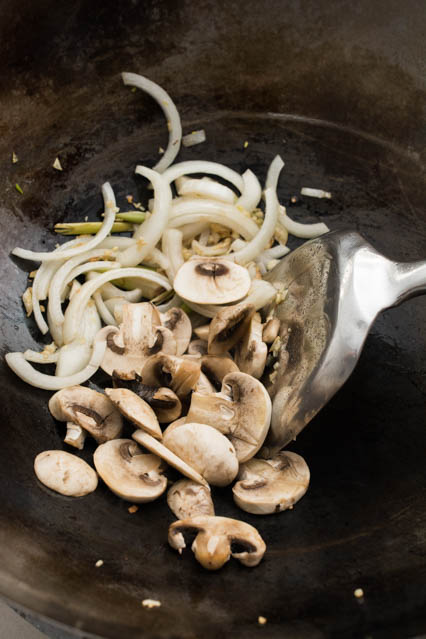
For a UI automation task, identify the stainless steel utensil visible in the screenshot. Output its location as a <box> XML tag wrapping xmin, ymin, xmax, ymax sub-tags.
<box><xmin>262</xmin><ymin>230</ymin><xmax>426</xmax><ymax>454</ymax></box>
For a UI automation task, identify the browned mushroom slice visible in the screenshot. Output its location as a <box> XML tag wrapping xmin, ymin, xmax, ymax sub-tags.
<box><xmin>168</xmin><ymin>515</ymin><xmax>266</xmax><ymax>570</ymax></box>
<box><xmin>234</xmin><ymin>313</ymin><xmax>267</xmax><ymax>379</ymax></box>
<box><xmin>173</xmin><ymin>257</ymin><xmax>251</xmax><ymax>305</ymax></box>
<box><xmin>49</xmin><ymin>386</ymin><xmax>123</xmax><ymax>444</ymax></box>
<box><xmin>160</xmin><ymin>307</ymin><xmax>192</xmax><ymax>356</ymax></box>
<box><xmin>208</xmin><ymin>302</ymin><xmax>255</xmax><ymax>355</ymax></box>
<box><xmin>186</xmin><ymin>372</ymin><xmax>271</xmax><ymax>462</ymax></box>
<box><xmin>111</xmin><ymin>372</ymin><xmax>182</xmax><ymax>423</ymax></box>
<box><xmin>167</xmin><ymin>479</ymin><xmax>215</xmax><ymax>519</ymax></box>
<box><xmin>104</xmin><ymin>388</ymin><xmax>162</xmax><ymax>439</ymax></box>
<box><xmin>93</xmin><ymin>439</ymin><xmax>167</xmax><ymax>503</ymax></box>
<box><xmin>232</xmin><ymin>451</ymin><xmax>310</xmax><ymax>515</ymax></box>
<box><xmin>141</xmin><ymin>353</ymin><xmax>200</xmax><ymax>399</ymax></box>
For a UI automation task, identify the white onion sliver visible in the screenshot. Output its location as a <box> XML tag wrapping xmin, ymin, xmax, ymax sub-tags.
<box><xmin>265</xmin><ymin>155</ymin><xmax>285</xmax><ymax>192</ymax></box>
<box><xmin>156</xmin><ymin>293</ymin><xmax>183</xmax><ymax>313</ymax></box>
<box><xmin>170</xmin><ymin>198</ymin><xmax>258</xmax><ymax>238</ymax></box>
<box><xmin>55</xmin><ymin>341</ymin><xmax>92</xmax><ymax>377</ymax></box>
<box><xmin>99</xmin><ymin>237</ymin><xmax>135</xmax><ymax>250</ymax></box>
<box><xmin>236</xmin><ymin>169</ymin><xmax>262</xmax><ymax>212</ymax></box>
<box><xmin>278</xmin><ymin>206</ymin><xmax>329</xmax><ymax>239</ymax></box>
<box><xmin>99</xmin><ymin>281</ymin><xmax>143</xmax><ymax>302</ymax></box>
<box><xmin>300</xmin><ymin>187</ymin><xmax>332</xmax><ymax>199</ymax></box>
<box><xmin>182</xmin><ymin>129</ymin><xmax>206</xmax><ymax>147</ymax></box>
<box><xmin>177</xmin><ymin>177</ymin><xmax>237</xmax><ymax>204</ymax></box>
<box><xmin>5</xmin><ymin>326</ymin><xmax>115</xmax><ymax>390</ymax></box>
<box><xmin>23</xmin><ymin>350</ymin><xmax>59</xmax><ymax>364</ymax></box>
<box><xmin>62</xmin><ymin>267</ymin><xmax>171</xmax><ymax>344</ymax></box>
<box><xmin>80</xmin><ymin>299</ymin><xmax>102</xmax><ymax>344</ymax></box>
<box><xmin>161</xmin><ymin>229</ymin><xmax>184</xmax><ymax>280</ymax></box>
<box><xmin>93</xmin><ymin>291</ymin><xmax>117</xmax><ymax>326</ymax></box>
<box><xmin>145</xmin><ymin>248</ymin><xmax>170</xmax><ymax>272</ymax></box>
<box><xmin>260</xmin><ymin>244</ymin><xmax>291</xmax><ymax>260</ymax></box>
<box><xmin>162</xmin><ymin>161</ymin><xmax>244</xmax><ymax>192</ymax></box>
<box><xmin>12</xmin><ymin>183</ymin><xmax>117</xmax><ymax>263</ymax></box>
<box><xmin>122</xmin><ymin>72</ymin><xmax>182</xmax><ymax>174</ymax></box>
<box><xmin>104</xmin><ymin>297</ymin><xmax>126</xmax><ymax>324</ymax></box>
<box><xmin>180</xmin><ymin>222</ymin><xmax>209</xmax><ymax>241</ymax></box>
<box><xmin>185</xmin><ymin>279</ymin><xmax>276</xmax><ymax>318</ymax></box>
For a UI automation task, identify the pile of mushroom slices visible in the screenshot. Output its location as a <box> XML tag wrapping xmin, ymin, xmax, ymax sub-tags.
<box><xmin>35</xmin><ymin>300</ymin><xmax>311</xmax><ymax>571</ymax></box>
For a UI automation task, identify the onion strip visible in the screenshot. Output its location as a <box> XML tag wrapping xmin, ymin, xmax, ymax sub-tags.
<box><xmin>236</xmin><ymin>169</ymin><xmax>262</xmax><ymax>212</ymax></box>
<box><xmin>278</xmin><ymin>206</ymin><xmax>329</xmax><ymax>239</ymax></box>
<box><xmin>176</xmin><ymin>176</ymin><xmax>237</xmax><ymax>204</ymax></box>
<box><xmin>161</xmin><ymin>229</ymin><xmax>184</xmax><ymax>280</ymax></box>
<box><xmin>163</xmin><ymin>161</ymin><xmax>244</xmax><ymax>192</ymax></box>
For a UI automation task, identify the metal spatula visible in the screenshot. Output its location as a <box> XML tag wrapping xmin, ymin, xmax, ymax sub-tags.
<box><xmin>261</xmin><ymin>230</ymin><xmax>426</xmax><ymax>455</ymax></box>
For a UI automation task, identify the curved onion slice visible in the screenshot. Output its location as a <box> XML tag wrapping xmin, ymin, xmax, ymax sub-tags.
<box><xmin>169</xmin><ymin>198</ymin><xmax>258</xmax><ymax>238</ymax></box>
<box><xmin>12</xmin><ymin>183</ymin><xmax>117</xmax><ymax>262</ymax></box>
<box><xmin>23</xmin><ymin>349</ymin><xmax>59</xmax><ymax>364</ymax></box>
<box><xmin>162</xmin><ymin>161</ymin><xmax>244</xmax><ymax>192</ymax></box>
<box><xmin>5</xmin><ymin>326</ymin><xmax>116</xmax><ymax>390</ymax></box>
<box><xmin>161</xmin><ymin>229</ymin><xmax>184</xmax><ymax>280</ymax></box>
<box><xmin>176</xmin><ymin>176</ymin><xmax>237</xmax><ymax>204</ymax></box>
<box><xmin>99</xmin><ymin>281</ymin><xmax>143</xmax><ymax>302</ymax></box>
<box><xmin>236</xmin><ymin>169</ymin><xmax>262</xmax><ymax>212</ymax></box>
<box><xmin>62</xmin><ymin>267</ymin><xmax>171</xmax><ymax>344</ymax></box>
<box><xmin>122</xmin><ymin>72</ymin><xmax>182</xmax><ymax>174</ymax></box>
<box><xmin>278</xmin><ymin>206</ymin><xmax>329</xmax><ymax>239</ymax></box>
<box><xmin>93</xmin><ymin>291</ymin><xmax>117</xmax><ymax>326</ymax></box>
<box><xmin>119</xmin><ymin>166</ymin><xmax>172</xmax><ymax>268</ymax></box>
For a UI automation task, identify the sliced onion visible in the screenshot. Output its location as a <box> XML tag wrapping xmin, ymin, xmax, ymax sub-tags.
<box><xmin>182</xmin><ymin>129</ymin><xmax>206</xmax><ymax>148</ymax></box>
<box><xmin>300</xmin><ymin>187</ymin><xmax>332</xmax><ymax>199</ymax></box>
<box><xmin>236</xmin><ymin>169</ymin><xmax>262</xmax><ymax>212</ymax></box>
<box><xmin>93</xmin><ymin>291</ymin><xmax>117</xmax><ymax>326</ymax></box>
<box><xmin>55</xmin><ymin>340</ymin><xmax>92</xmax><ymax>377</ymax></box>
<box><xmin>161</xmin><ymin>229</ymin><xmax>184</xmax><ymax>280</ymax></box>
<box><xmin>169</xmin><ymin>198</ymin><xmax>258</xmax><ymax>238</ymax></box>
<box><xmin>23</xmin><ymin>349</ymin><xmax>59</xmax><ymax>364</ymax></box>
<box><xmin>98</xmin><ymin>281</ymin><xmax>143</xmax><ymax>302</ymax></box>
<box><xmin>265</xmin><ymin>155</ymin><xmax>285</xmax><ymax>192</ymax></box>
<box><xmin>156</xmin><ymin>293</ymin><xmax>183</xmax><ymax>313</ymax></box>
<box><xmin>12</xmin><ymin>183</ymin><xmax>117</xmax><ymax>262</ymax></box>
<box><xmin>122</xmin><ymin>72</ymin><xmax>182</xmax><ymax>173</ymax></box>
<box><xmin>192</xmin><ymin>237</ymin><xmax>232</xmax><ymax>257</ymax></box>
<box><xmin>119</xmin><ymin>166</ymin><xmax>172</xmax><ymax>267</ymax></box>
<box><xmin>99</xmin><ymin>237</ymin><xmax>134</xmax><ymax>250</ymax></box>
<box><xmin>5</xmin><ymin>326</ymin><xmax>116</xmax><ymax>390</ymax></box>
<box><xmin>180</xmin><ymin>222</ymin><xmax>209</xmax><ymax>241</ymax></box>
<box><xmin>176</xmin><ymin>176</ymin><xmax>237</xmax><ymax>204</ymax></box>
<box><xmin>145</xmin><ymin>248</ymin><xmax>170</xmax><ymax>272</ymax></box>
<box><xmin>278</xmin><ymin>206</ymin><xmax>329</xmax><ymax>239</ymax></box>
<box><xmin>162</xmin><ymin>161</ymin><xmax>244</xmax><ymax>192</ymax></box>
<box><xmin>62</xmin><ymin>267</ymin><xmax>171</xmax><ymax>344</ymax></box>
<box><xmin>104</xmin><ymin>297</ymin><xmax>126</xmax><ymax>324</ymax></box>
<box><xmin>260</xmin><ymin>244</ymin><xmax>291</xmax><ymax>260</ymax></box>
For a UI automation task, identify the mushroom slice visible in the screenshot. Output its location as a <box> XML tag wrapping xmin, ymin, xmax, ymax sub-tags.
<box><xmin>262</xmin><ymin>318</ymin><xmax>280</xmax><ymax>344</ymax></box>
<box><xmin>141</xmin><ymin>353</ymin><xmax>200</xmax><ymax>399</ymax></box>
<box><xmin>187</xmin><ymin>339</ymin><xmax>208</xmax><ymax>357</ymax></box>
<box><xmin>208</xmin><ymin>302</ymin><xmax>255</xmax><ymax>355</ymax></box>
<box><xmin>34</xmin><ymin>450</ymin><xmax>98</xmax><ymax>497</ymax></box>
<box><xmin>93</xmin><ymin>439</ymin><xmax>167</xmax><ymax>503</ymax></box>
<box><xmin>101</xmin><ymin>302</ymin><xmax>176</xmax><ymax>377</ymax></box>
<box><xmin>49</xmin><ymin>386</ymin><xmax>123</xmax><ymax>444</ymax></box>
<box><xmin>232</xmin><ymin>452</ymin><xmax>310</xmax><ymax>515</ymax></box>
<box><xmin>193</xmin><ymin>324</ymin><xmax>210</xmax><ymax>341</ymax></box>
<box><xmin>173</xmin><ymin>257</ymin><xmax>251</xmax><ymax>305</ymax></box>
<box><xmin>104</xmin><ymin>388</ymin><xmax>162</xmax><ymax>439</ymax></box>
<box><xmin>167</xmin><ymin>479</ymin><xmax>215</xmax><ymax>519</ymax></box>
<box><xmin>64</xmin><ymin>423</ymin><xmax>87</xmax><ymax>450</ymax></box>
<box><xmin>201</xmin><ymin>355</ymin><xmax>239</xmax><ymax>390</ymax></box>
<box><xmin>195</xmin><ymin>371</ymin><xmax>216</xmax><ymax>394</ymax></box>
<box><xmin>160</xmin><ymin>307</ymin><xmax>192</xmax><ymax>356</ymax></box>
<box><xmin>111</xmin><ymin>372</ymin><xmax>182</xmax><ymax>423</ymax></box>
<box><xmin>186</xmin><ymin>372</ymin><xmax>271</xmax><ymax>462</ymax></box>
<box><xmin>168</xmin><ymin>515</ymin><xmax>266</xmax><ymax>570</ymax></box>
<box><xmin>163</xmin><ymin>422</ymin><xmax>238</xmax><ymax>487</ymax></box>
<box><xmin>234</xmin><ymin>313</ymin><xmax>268</xmax><ymax>379</ymax></box>
<box><xmin>132</xmin><ymin>430</ymin><xmax>208</xmax><ymax>487</ymax></box>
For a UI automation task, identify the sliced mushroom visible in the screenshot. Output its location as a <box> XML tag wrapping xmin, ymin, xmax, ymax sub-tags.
<box><xmin>167</xmin><ymin>479</ymin><xmax>215</xmax><ymax>519</ymax></box>
<box><xmin>168</xmin><ymin>515</ymin><xmax>266</xmax><ymax>570</ymax></box>
<box><xmin>208</xmin><ymin>302</ymin><xmax>255</xmax><ymax>355</ymax></box>
<box><xmin>163</xmin><ymin>416</ymin><xmax>187</xmax><ymax>436</ymax></box>
<box><xmin>195</xmin><ymin>371</ymin><xmax>216</xmax><ymax>394</ymax></box>
<box><xmin>49</xmin><ymin>386</ymin><xmax>123</xmax><ymax>444</ymax></box>
<box><xmin>160</xmin><ymin>307</ymin><xmax>192</xmax><ymax>356</ymax></box>
<box><xmin>111</xmin><ymin>372</ymin><xmax>182</xmax><ymax>423</ymax></box>
<box><xmin>34</xmin><ymin>450</ymin><xmax>98</xmax><ymax>497</ymax></box>
<box><xmin>101</xmin><ymin>302</ymin><xmax>176</xmax><ymax>377</ymax></box>
<box><xmin>141</xmin><ymin>353</ymin><xmax>200</xmax><ymax>399</ymax></box>
<box><xmin>201</xmin><ymin>354</ymin><xmax>239</xmax><ymax>390</ymax></box>
<box><xmin>262</xmin><ymin>318</ymin><xmax>280</xmax><ymax>344</ymax></box>
<box><xmin>163</xmin><ymin>422</ymin><xmax>238</xmax><ymax>487</ymax></box>
<box><xmin>104</xmin><ymin>388</ymin><xmax>162</xmax><ymax>439</ymax></box>
<box><xmin>193</xmin><ymin>324</ymin><xmax>210</xmax><ymax>341</ymax></box>
<box><xmin>187</xmin><ymin>339</ymin><xmax>208</xmax><ymax>357</ymax></box>
<box><xmin>186</xmin><ymin>372</ymin><xmax>271</xmax><ymax>462</ymax></box>
<box><xmin>132</xmin><ymin>430</ymin><xmax>208</xmax><ymax>487</ymax></box>
<box><xmin>232</xmin><ymin>452</ymin><xmax>310</xmax><ymax>515</ymax></box>
<box><xmin>93</xmin><ymin>439</ymin><xmax>167</xmax><ymax>503</ymax></box>
<box><xmin>64</xmin><ymin>423</ymin><xmax>87</xmax><ymax>450</ymax></box>
<box><xmin>234</xmin><ymin>313</ymin><xmax>268</xmax><ymax>379</ymax></box>
<box><xmin>173</xmin><ymin>257</ymin><xmax>251</xmax><ymax>305</ymax></box>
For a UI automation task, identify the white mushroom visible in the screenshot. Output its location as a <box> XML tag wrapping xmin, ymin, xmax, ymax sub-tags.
<box><xmin>193</xmin><ymin>324</ymin><xmax>210</xmax><ymax>341</ymax></box>
<box><xmin>163</xmin><ymin>422</ymin><xmax>238</xmax><ymax>487</ymax></box>
<box><xmin>101</xmin><ymin>302</ymin><xmax>176</xmax><ymax>377</ymax></box>
<box><xmin>168</xmin><ymin>515</ymin><xmax>266</xmax><ymax>570</ymax></box>
<box><xmin>160</xmin><ymin>307</ymin><xmax>192</xmax><ymax>356</ymax></box>
<box><xmin>64</xmin><ymin>423</ymin><xmax>87</xmax><ymax>450</ymax></box>
<box><xmin>141</xmin><ymin>353</ymin><xmax>200</xmax><ymax>399</ymax></box>
<box><xmin>262</xmin><ymin>318</ymin><xmax>280</xmax><ymax>344</ymax></box>
<box><xmin>34</xmin><ymin>450</ymin><xmax>98</xmax><ymax>497</ymax></box>
<box><xmin>167</xmin><ymin>479</ymin><xmax>215</xmax><ymax>519</ymax></box>
<box><xmin>93</xmin><ymin>439</ymin><xmax>167</xmax><ymax>503</ymax></box>
<box><xmin>104</xmin><ymin>388</ymin><xmax>162</xmax><ymax>439</ymax></box>
<box><xmin>111</xmin><ymin>373</ymin><xmax>182</xmax><ymax>423</ymax></box>
<box><xmin>201</xmin><ymin>354</ymin><xmax>239</xmax><ymax>390</ymax></box>
<box><xmin>234</xmin><ymin>313</ymin><xmax>268</xmax><ymax>379</ymax></box>
<box><xmin>187</xmin><ymin>339</ymin><xmax>208</xmax><ymax>357</ymax></box>
<box><xmin>232</xmin><ymin>452</ymin><xmax>310</xmax><ymax>515</ymax></box>
<box><xmin>194</xmin><ymin>371</ymin><xmax>216</xmax><ymax>394</ymax></box>
<box><xmin>207</xmin><ymin>302</ymin><xmax>255</xmax><ymax>355</ymax></box>
<box><xmin>173</xmin><ymin>257</ymin><xmax>251</xmax><ymax>305</ymax></box>
<box><xmin>49</xmin><ymin>386</ymin><xmax>123</xmax><ymax>444</ymax></box>
<box><xmin>186</xmin><ymin>372</ymin><xmax>271</xmax><ymax>462</ymax></box>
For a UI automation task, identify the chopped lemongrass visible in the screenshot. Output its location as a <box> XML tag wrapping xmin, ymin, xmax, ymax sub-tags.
<box><xmin>15</xmin><ymin>183</ymin><xmax>23</xmax><ymax>194</ymax></box>
<box><xmin>52</xmin><ymin>157</ymin><xmax>63</xmax><ymax>171</ymax></box>
<box><xmin>244</xmin><ymin>140</ymin><xmax>249</xmax><ymax>148</ymax></box>
<box><xmin>54</xmin><ymin>221</ymin><xmax>133</xmax><ymax>235</ymax></box>
<box><xmin>182</xmin><ymin>129</ymin><xmax>206</xmax><ymax>147</ymax></box>
<box><xmin>300</xmin><ymin>187</ymin><xmax>332</xmax><ymax>199</ymax></box>
<box><xmin>12</xmin><ymin>152</ymin><xmax>18</xmax><ymax>163</ymax></box>
<box><xmin>115</xmin><ymin>211</ymin><xmax>145</xmax><ymax>223</ymax></box>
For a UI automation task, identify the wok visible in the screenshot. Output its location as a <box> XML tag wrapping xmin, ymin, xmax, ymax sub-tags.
<box><xmin>0</xmin><ymin>1</ymin><xmax>425</xmax><ymax>637</ymax></box>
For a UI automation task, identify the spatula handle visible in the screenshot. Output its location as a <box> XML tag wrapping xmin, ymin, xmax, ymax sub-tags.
<box><xmin>393</xmin><ymin>260</ymin><xmax>426</xmax><ymax>305</ymax></box>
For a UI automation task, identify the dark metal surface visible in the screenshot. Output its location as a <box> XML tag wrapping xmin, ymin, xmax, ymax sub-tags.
<box><xmin>0</xmin><ymin>1</ymin><xmax>425</xmax><ymax>638</ymax></box>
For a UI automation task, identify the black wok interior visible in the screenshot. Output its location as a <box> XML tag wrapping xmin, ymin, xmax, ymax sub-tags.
<box><xmin>0</xmin><ymin>1</ymin><xmax>425</xmax><ymax>638</ymax></box>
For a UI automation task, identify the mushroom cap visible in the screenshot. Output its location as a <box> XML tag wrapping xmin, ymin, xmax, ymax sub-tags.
<box><xmin>234</xmin><ymin>313</ymin><xmax>268</xmax><ymax>379</ymax></box>
<box><xmin>101</xmin><ymin>302</ymin><xmax>176</xmax><ymax>377</ymax></box>
<box><xmin>93</xmin><ymin>439</ymin><xmax>167</xmax><ymax>503</ymax></box>
<box><xmin>49</xmin><ymin>386</ymin><xmax>123</xmax><ymax>443</ymax></box>
<box><xmin>132</xmin><ymin>429</ymin><xmax>208</xmax><ymax>487</ymax></box>
<box><xmin>104</xmin><ymin>388</ymin><xmax>162</xmax><ymax>439</ymax></box>
<box><xmin>111</xmin><ymin>373</ymin><xmax>182</xmax><ymax>423</ymax></box>
<box><xmin>168</xmin><ymin>515</ymin><xmax>266</xmax><ymax>570</ymax></box>
<box><xmin>232</xmin><ymin>452</ymin><xmax>310</xmax><ymax>515</ymax></box>
<box><xmin>186</xmin><ymin>372</ymin><xmax>271</xmax><ymax>462</ymax></box>
<box><xmin>34</xmin><ymin>450</ymin><xmax>98</xmax><ymax>497</ymax></box>
<box><xmin>208</xmin><ymin>303</ymin><xmax>255</xmax><ymax>355</ymax></box>
<box><xmin>193</xmin><ymin>324</ymin><xmax>210</xmax><ymax>341</ymax></box>
<box><xmin>201</xmin><ymin>354</ymin><xmax>239</xmax><ymax>390</ymax></box>
<box><xmin>141</xmin><ymin>353</ymin><xmax>200</xmax><ymax>399</ymax></box>
<box><xmin>161</xmin><ymin>307</ymin><xmax>192</xmax><ymax>356</ymax></box>
<box><xmin>173</xmin><ymin>257</ymin><xmax>251</xmax><ymax>305</ymax></box>
<box><xmin>163</xmin><ymin>422</ymin><xmax>239</xmax><ymax>487</ymax></box>
<box><xmin>187</xmin><ymin>339</ymin><xmax>208</xmax><ymax>357</ymax></box>
<box><xmin>167</xmin><ymin>479</ymin><xmax>215</xmax><ymax>519</ymax></box>
<box><xmin>194</xmin><ymin>371</ymin><xmax>216</xmax><ymax>394</ymax></box>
